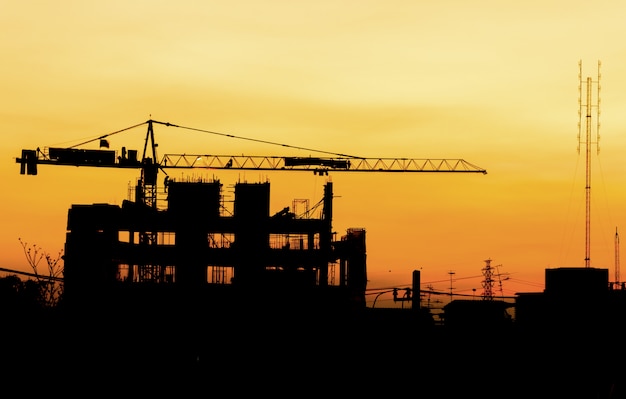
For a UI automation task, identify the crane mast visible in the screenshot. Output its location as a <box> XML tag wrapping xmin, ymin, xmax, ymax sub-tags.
<box><xmin>138</xmin><ymin>119</ymin><xmax>159</xmax><ymax>209</ymax></box>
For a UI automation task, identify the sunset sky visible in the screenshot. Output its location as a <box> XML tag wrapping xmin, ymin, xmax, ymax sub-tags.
<box><xmin>3</xmin><ymin>1</ymin><xmax>626</xmax><ymax>307</ymax></box>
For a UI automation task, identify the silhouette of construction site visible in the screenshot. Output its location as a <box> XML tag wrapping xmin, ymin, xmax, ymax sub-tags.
<box><xmin>16</xmin><ymin>182</ymin><xmax>626</xmax><ymax>397</ymax></box>
<box><xmin>56</xmin><ymin>174</ymin><xmax>626</xmax><ymax>335</ymax></box>
<box><xmin>8</xmin><ymin>118</ymin><xmax>626</xmax><ymax>396</ymax></box>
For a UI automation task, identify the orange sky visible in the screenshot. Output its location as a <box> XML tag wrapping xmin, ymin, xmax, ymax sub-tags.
<box><xmin>3</xmin><ymin>1</ymin><xmax>626</xmax><ymax>308</ymax></box>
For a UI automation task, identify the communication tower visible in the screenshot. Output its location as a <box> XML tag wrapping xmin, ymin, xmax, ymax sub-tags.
<box><xmin>481</xmin><ymin>259</ymin><xmax>494</xmax><ymax>300</ymax></box>
<box><xmin>615</xmin><ymin>227</ymin><xmax>621</xmax><ymax>288</ymax></box>
<box><xmin>577</xmin><ymin>60</ymin><xmax>601</xmax><ymax>268</ymax></box>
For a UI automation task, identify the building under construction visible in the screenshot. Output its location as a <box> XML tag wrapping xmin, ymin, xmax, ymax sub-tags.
<box><xmin>62</xmin><ymin>178</ymin><xmax>368</xmax><ymax>319</ymax></box>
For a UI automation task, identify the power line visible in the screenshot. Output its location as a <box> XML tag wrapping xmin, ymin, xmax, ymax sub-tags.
<box><xmin>0</xmin><ymin>267</ymin><xmax>63</xmax><ymax>282</ymax></box>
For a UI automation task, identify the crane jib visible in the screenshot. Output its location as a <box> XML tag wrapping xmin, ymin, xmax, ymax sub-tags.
<box><xmin>17</xmin><ymin>148</ymin><xmax>487</xmax><ymax>175</ymax></box>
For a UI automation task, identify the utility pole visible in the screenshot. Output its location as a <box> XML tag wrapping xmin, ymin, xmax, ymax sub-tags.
<box><xmin>426</xmin><ymin>284</ymin><xmax>434</xmax><ymax>309</ymax></box>
<box><xmin>448</xmin><ymin>271</ymin><xmax>455</xmax><ymax>301</ymax></box>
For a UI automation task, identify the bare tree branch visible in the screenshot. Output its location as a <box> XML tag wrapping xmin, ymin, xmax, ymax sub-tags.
<box><xmin>18</xmin><ymin>238</ymin><xmax>64</xmax><ymax>307</ymax></box>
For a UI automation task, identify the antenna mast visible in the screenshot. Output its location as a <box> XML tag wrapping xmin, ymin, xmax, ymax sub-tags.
<box><xmin>577</xmin><ymin>60</ymin><xmax>601</xmax><ymax>268</ymax></box>
<box><xmin>614</xmin><ymin>227</ymin><xmax>619</xmax><ymax>288</ymax></box>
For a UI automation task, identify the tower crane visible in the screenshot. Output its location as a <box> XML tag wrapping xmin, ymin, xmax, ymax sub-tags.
<box><xmin>15</xmin><ymin>118</ymin><xmax>488</xmax><ymax>306</ymax></box>
<box><xmin>16</xmin><ymin>119</ymin><xmax>488</xmax><ymax>208</ymax></box>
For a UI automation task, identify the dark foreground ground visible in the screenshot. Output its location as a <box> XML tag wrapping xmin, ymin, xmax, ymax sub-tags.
<box><xmin>2</xmin><ymin>306</ymin><xmax>625</xmax><ymax>398</ymax></box>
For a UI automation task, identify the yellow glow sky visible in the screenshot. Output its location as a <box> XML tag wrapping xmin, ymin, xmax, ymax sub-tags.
<box><xmin>3</xmin><ymin>1</ymin><xmax>626</xmax><ymax>305</ymax></box>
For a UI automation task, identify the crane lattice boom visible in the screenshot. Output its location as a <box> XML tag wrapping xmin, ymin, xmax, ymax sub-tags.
<box><xmin>161</xmin><ymin>154</ymin><xmax>486</xmax><ymax>173</ymax></box>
